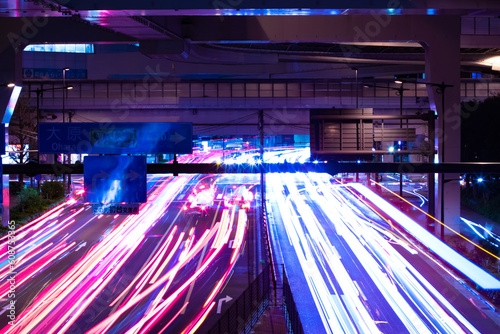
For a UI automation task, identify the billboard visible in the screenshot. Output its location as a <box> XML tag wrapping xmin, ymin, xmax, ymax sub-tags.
<box><xmin>84</xmin><ymin>155</ymin><xmax>147</xmax><ymax>204</ymax></box>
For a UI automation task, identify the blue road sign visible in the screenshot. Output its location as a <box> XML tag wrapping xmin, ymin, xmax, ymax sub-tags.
<box><xmin>92</xmin><ymin>203</ymin><xmax>140</xmax><ymax>215</ymax></box>
<box><xmin>84</xmin><ymin>156</ymin><xmax>147</xmax><ymax>204</ymax></box>
<box><xmin>39</xmin><ymin>122</ymin><xmax>193</xmax><ymax>154</ymax></box>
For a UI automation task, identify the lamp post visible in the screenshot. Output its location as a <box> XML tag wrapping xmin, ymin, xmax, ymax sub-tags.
<box><xmin>35</xmin><ymin>85</ymin><xmax>72</xmax><ymax>162</ymax></box>
<box><xmin>364</xmin><ymin>82</ymin><xmax>409</xmax><ymax>196</ymax></box>
<box><xmin>62</xmin><ymin>67</ymin><xmax>69</xmax><ymax>123</ymax></box>
<box><xmin>353</xmin><ymin>67</ymin><xmax>359</xmax><ymax>108</ymax></box>
<box><xmin>67</xmin><ymin>109</ymin><xmax>75</xmax><ymax>194</ymax></box>
<box><xmin>393</xmin><ymin>81</ymin><xmax>409</xmax><ymax>197</ymax></box>
<box><xmin>62</xmin><ymin>68</ymin><xmax>70</xmax><ymax>193</ymax></box>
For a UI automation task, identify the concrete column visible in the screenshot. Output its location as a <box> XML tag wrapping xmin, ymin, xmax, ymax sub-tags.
<box><xmin>423</xmin><ymin>16</ymin><xmax>462</xmax><ymax>237</ymax></box>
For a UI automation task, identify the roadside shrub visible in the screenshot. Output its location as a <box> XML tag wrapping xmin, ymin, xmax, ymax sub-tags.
<box><xmin>17</xmin><ymin>188</ymin><xmax>45</xmax><ymax>214</ymax></box>
<box><xmin>41</xmin><ymin>181</ymin><xmax>65</xmax><ymax>200</ymax></box>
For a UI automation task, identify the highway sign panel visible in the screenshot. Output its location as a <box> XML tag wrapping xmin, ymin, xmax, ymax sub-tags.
<box><xmin>39</xmin><ymin>122</ymin><xmax>193</xmax><ymax>154</ymax></box>
<box><xmin>92</xmin><ymin>203</ymin><xmax>140</xmax><ymax>215</ymax></box>
<box><xmin>84</xmin><ymin>155</ymin><xmax>147</xmax><ymax>204</ymax></box>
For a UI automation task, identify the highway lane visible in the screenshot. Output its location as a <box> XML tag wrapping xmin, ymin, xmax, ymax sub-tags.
<box><xmin>0</xmin><ymin>175</ymin><xmax>184</xmax><ymax>332</ymax></box>
<box><xmin>0</xmin><ymin>171</ymin><xmax>258</xmax><ymax>333</ymax></box>
<box><xmin>8</xmin><ymin>143</ymin><xmax>497</xmax><ymax>333</ymax></box>
<box><xmin>268</xmin><ymin>172</ymin><xmax>500</xmax><ymax>334</ymax></box>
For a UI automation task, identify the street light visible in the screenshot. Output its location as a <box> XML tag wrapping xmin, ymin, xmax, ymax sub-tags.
<box><xmin>62</xmin><ymin>68</ymin><xmax>72</xmax><ymax>194</ymax></box>
<box><xmin>364</xmin><ymin>82</ymin><xmax>410</xmax><ymax>196</ymax></box>
<box><xmin>35</xmin><ymin>85</ymin><xmax>73</xmax><ymax>160</ymax></box>
<box><xmin>34</xmin><ymin>85</ymin><xmax>70</xmax><ymax>191</ymax></box>
<box><xmin>62</xmin><ymin>67</ymin><xmax>70</xmax><ymax>122</ymax></box>
<box><xmin>35</xmin><ymin>85</ymin><xmax>73</xmax><ymax>124</ymax></box>
<box><xmin>353</xmin><ymin>67</ymin><xmax>359</xmax><ymax>108</ymax></box>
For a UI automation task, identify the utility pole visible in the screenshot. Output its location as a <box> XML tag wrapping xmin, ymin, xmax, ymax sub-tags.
<box><xmin>394</xmin><ymin>81</ymin><xmax>409</xmax><ymax>197</ymax></box>
<box><xmin>259</xmin><ymin>109</ymin><xmax>265</xmax><ymax>208</ymax></box>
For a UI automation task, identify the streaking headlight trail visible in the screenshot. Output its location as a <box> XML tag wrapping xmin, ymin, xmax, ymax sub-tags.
<box><xmin>267</xmin><ymin>173</ymin><xmax>485</xmax><ymax>334</ymax></box>
<box><xmin>0</xmin><ymin>174</ymin><xmax>249</xmax><ymax>334</ymax></box>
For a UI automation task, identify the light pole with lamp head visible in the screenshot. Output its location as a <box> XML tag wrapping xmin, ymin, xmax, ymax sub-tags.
<box><xmin>364</xmin><ymin>82</ymin><xmax>410</xmax><ymax>196</ymax></box>
<box><xmin>34</xmin><ymin>85</ymin><xmax>70</xmax><ymax>190</ymax></box>
<box><xmin>35</xmin><ymin>85</ymin><xmax>73</xmax><ymax>161</ymax></box>
<box><xmin>62</xmin><ymin>67</ymin><xmax>69</xmax><ymax>122</ymax></box>
<box><xmin>353</xmin><ymin>67</ymin><xmax>359</xmax><ymax>108</ymax></box>
<box><xmin>62</xmin><ymin>68</ymin><xmax>73</xmax><ymax>194</ymax></box>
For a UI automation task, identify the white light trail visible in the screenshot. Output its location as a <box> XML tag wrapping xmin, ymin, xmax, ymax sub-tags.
<box><xmin>351</xmin><ymin>183</ymin><xmax>500</xmax><ymax>290</ymax></box>
<box><xmin>268</xmin><ymin>173</ymin><xmax>485</xmax><ymax>334</ymax></box>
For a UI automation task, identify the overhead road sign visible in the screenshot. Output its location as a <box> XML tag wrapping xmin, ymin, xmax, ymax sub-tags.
<box><xmin>92</xmin><ymin>203</ymin><xmax>140</xmax><ymax>215</ymax></box>
<box><xmin>39</xmin><ymin>122</ymin><xmax>193</xmax><ymax>154</ymax></box>
<box><xmin>84</xmin><ymin>155</ymin><xmax>147</xmax><ymax>204</ymax></box>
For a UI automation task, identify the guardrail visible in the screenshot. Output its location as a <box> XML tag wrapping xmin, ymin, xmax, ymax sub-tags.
<box><xmin>7</xmin><ymin>161</ymin><xmax>500</xmax><ymax>177</ymax></box>
<box><xmin>262</xmin><ymin>211</ymin><xmax>277</xmax><ymax>305</ymax></box>
<box><xmin>282</xmin><ymin>265</ymin><xmax>305</xmax><ymax>334</ymax></box>
<box><xmin>25</xmin><ymin>79</ymin><xmax>500</xmax><ymax>104</ymax></box>
<box><xmin>207</xmin><ymin>265</ymin><xmax>270</xmax><ymax>334</ymax></box>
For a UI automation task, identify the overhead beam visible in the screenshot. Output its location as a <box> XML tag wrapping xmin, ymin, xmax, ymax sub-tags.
<box><xmin>182</xmin><ymin>15</ymin><xmax>457</xmax><ymax>44</ymax></box>
<box><xmin>5</xmin><ymin>162</ymin><xmax>500</xmax><ymax>176</ymax></box>
<box><xmin>48</xmin><ymin>0</ymin><xmax>500</xmax><ymax>11</ymax></box>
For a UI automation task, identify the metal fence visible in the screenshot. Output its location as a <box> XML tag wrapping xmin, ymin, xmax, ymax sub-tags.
<box><xmin>283</xmin><ymin>267</ymin><xmax>305</xmax><ymax>334</ymax></box>
<box><xmin>262</xmin><ymin>207</ymin><xmax>277</xmax><ymax>304</ymax></box>
<box><xmin>207</xmin><ymin>265</ymin><xmax>270</xmax><ymax>334</ymax></box>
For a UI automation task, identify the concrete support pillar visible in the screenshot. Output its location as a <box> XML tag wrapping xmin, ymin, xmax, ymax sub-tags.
<box><xmin>423</xmin><ymin>16</ymin><xmax>462</xmax><ymax>238</ymax></box>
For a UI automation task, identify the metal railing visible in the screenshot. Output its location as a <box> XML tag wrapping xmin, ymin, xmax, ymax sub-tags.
<box><xmin>462</xmin><ymin>16</ymin><xmax>500</xmax><ymax>36</ymax></box>
<box><xmin>282</xmin><ymin>266</ymin><xmax>305</xmax><ymax>334</ymax></box>
<box><xmin>262</xmin><ymin>200</ymin><xmax>278</xmax><ymax>305</ymax></box>
<box><xmin>207</xmin><ymin>265</ymin><xmax>270</xmax><ymax>334</ymax></box>
<box><xmin>23</xmin><ymin>78</ymin><xmax>500</xmax><ymax>112</ymax></box>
